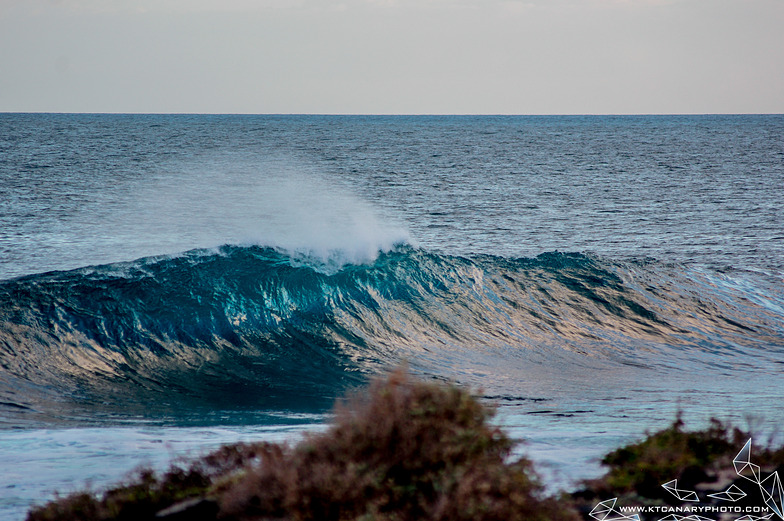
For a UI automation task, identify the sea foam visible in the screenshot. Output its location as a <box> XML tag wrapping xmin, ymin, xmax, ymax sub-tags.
<box><xmin>139</xmin><ymin>154</ymin><xmax>411</xmax><ymax>271</ymax></box>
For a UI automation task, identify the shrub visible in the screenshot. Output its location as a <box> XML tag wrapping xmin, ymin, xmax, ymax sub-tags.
<box><xmin>219</xmin><ymin>368</ymin><xmax>579</xmax><ymax>521</ymax></box>
<box><xmin>27</xmin><ymin>369</ymin><xmax>579</xmax><ymax>521</ymax></box>
<box><xmin>27</xmin><ymin>467</ymin><xmax>213</xmax><ymax>521</ymax></box>
<box><xmin>591</xmin><ymin>414</ymin><xmax>745</xmax><ymax>499</ymax></box>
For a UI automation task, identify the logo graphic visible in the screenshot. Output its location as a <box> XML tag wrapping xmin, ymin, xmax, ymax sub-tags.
<box><xmin>589</xmin><ymin>498</ymin><xmax>641</xmax><ymax>521</ymax></box>
<box><xmin>592</xmin><ymin>439</ymin><xmax>784</xmax><ymax>521</ymax></box>
<box><xmin>706</xmin><ymin>484</ymin><xmax>747</xmax><ymax>502</ymax></box>
<box><xmin>733</xmin><ymin>439</ymin><xmax>783</xmax><ymax>519</ymax></box>
<box><xmin>662</xmin><ymin>480</ymin><xmax>699</xmax><ymax>502</ymax></box>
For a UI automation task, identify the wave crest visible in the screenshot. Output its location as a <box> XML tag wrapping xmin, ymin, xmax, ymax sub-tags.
<box><xmin>1</xmin><ymin>245</ymin><xmax>782</xmax><ymax>418</ymax></box>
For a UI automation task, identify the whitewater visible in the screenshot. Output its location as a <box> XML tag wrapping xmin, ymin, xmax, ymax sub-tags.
<box><xmin>1</xmin><ymin>114</ymin><xmax>783</xmax><ymax>519</ymax></box>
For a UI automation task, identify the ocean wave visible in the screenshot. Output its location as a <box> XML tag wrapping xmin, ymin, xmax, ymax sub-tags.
<box><xmin>1</xmin><ymin>245</ymin><xmax>782</xmax><ymax>419</ymax></box>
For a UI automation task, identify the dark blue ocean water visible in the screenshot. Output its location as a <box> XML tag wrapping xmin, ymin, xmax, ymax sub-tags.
<box><xmin>1</xmin><ymin>114</ymin><xmax>783</xmax><ymax>518</ymax></box>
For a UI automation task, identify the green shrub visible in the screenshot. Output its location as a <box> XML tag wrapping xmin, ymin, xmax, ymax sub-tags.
<box><xmin>580</xmin><ymin>412</ymin><xmax>784</xmax><ymax>502</ymax></box>
<box><xmin>605</xmin><ymin>417</ymin><xmax>728</xmax><ymax>494</ymax></box>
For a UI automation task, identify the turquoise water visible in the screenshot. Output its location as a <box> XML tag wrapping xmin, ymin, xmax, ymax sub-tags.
<box><xmin>1</xmin><ymin>114</ymin><xmax>783</xmax><ymax>519</ymax></box>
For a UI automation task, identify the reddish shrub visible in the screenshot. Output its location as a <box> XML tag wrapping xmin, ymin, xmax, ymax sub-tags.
<box><xmin>28</xmin><ymin>369</ymin><xmax>579</xmax><ymax>521</ymax></box>
<box><xmin>220</xmin><ymin>369</ymin><xmax>579</xmax><ymax>521</ymax></box>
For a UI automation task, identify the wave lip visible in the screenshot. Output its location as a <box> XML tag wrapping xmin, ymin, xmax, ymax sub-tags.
<box><xmin>1</xmin><ymin>245</ymin><xmax>782</xmax><ymax>421</ymax></box>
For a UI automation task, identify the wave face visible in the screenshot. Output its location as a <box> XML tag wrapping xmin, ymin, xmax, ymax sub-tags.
<box><xmin>1</xmin><ymin>245</ymin><xmax>783</xmax><ymax>420</ymax></box>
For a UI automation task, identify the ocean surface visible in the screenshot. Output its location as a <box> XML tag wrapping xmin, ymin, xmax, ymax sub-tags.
<box><xmin>1</xmin><ymin>114</ymin><xmax>783</xmax><ymax>519</ymax></box>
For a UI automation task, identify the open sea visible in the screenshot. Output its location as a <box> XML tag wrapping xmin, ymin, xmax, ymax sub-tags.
<box><xmin>1</xmin><ymin>114</ymin><xmax>783</xmax><ymax>520</ymax></box>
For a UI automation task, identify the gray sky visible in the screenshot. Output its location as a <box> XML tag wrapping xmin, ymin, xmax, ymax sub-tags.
<box><xmin>1</xmin><ymin>0</ymin><xmax>782</xmax><ymax>114</ymax></box>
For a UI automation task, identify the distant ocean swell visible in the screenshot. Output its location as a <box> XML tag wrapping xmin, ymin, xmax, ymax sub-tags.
<box><xmin>1</xmin><ymin>245</ymin><xmax>782</xmax><ymax>418</ymax></box>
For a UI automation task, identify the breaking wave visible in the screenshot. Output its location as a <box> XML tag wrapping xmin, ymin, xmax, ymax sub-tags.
<box><xmin>1</xmin><ymin>245</ymin><xmax>782</xmax><ymax>420</ymax></box>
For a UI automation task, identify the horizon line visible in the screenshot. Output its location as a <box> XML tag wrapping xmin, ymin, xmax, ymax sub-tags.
<box><xmin>2</xmin><ymin>111</ymin><xmax>783</xmax><ymax>117</ymax></box>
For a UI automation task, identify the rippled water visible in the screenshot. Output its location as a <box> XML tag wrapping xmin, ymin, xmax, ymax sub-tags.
<box><xmin>2</xmin><ymin>114</ymin><xmax>782</xmax><ymax>278</ymax></box>
<box><xmin>1</xmin><ymin>114</ymin><xmax>782</xmax><ymax>520</ymax></box>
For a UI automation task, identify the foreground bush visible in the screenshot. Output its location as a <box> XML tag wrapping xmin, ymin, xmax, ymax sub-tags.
<box><xmin>592</xmin><ymin>415</ymin><xmax>742</xmax><ymax>498</ymax></box>
<box><xmin>573</xmin><ymin>413</ymin><xmax>784</xmax><ymax>519</ymax></box>
<box><xmin>584</xmin><ymin>414</ymin><xmax>784</xmax><ymax>497</ymax></box>
<box><xmin>27</xmin><ymin>370</ymin><xmax>579</xmax><ymax>521</ymax></box>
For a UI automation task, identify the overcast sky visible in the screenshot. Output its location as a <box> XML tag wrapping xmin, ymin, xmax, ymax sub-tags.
<box><xmin>1</xmin><ymin>0</ymin><xmax>782</xmax><ymax>114</ymax></box>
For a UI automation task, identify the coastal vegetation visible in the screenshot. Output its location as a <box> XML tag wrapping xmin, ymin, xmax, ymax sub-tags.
<box><xmin>26</xmin><ymin>371</ymin><xmax>783</xmax><ymax>521</ymax></box>
<box><xmin>572</xmin><ymin>413</ymin><xmax>784</xmax><ymax>520</ymax></box>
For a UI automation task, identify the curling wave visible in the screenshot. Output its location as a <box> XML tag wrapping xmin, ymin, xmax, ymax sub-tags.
<box><xmin>1</xmin><ymin>245</ymin><xmax>782</xmax><ymax>419</ymax></box>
